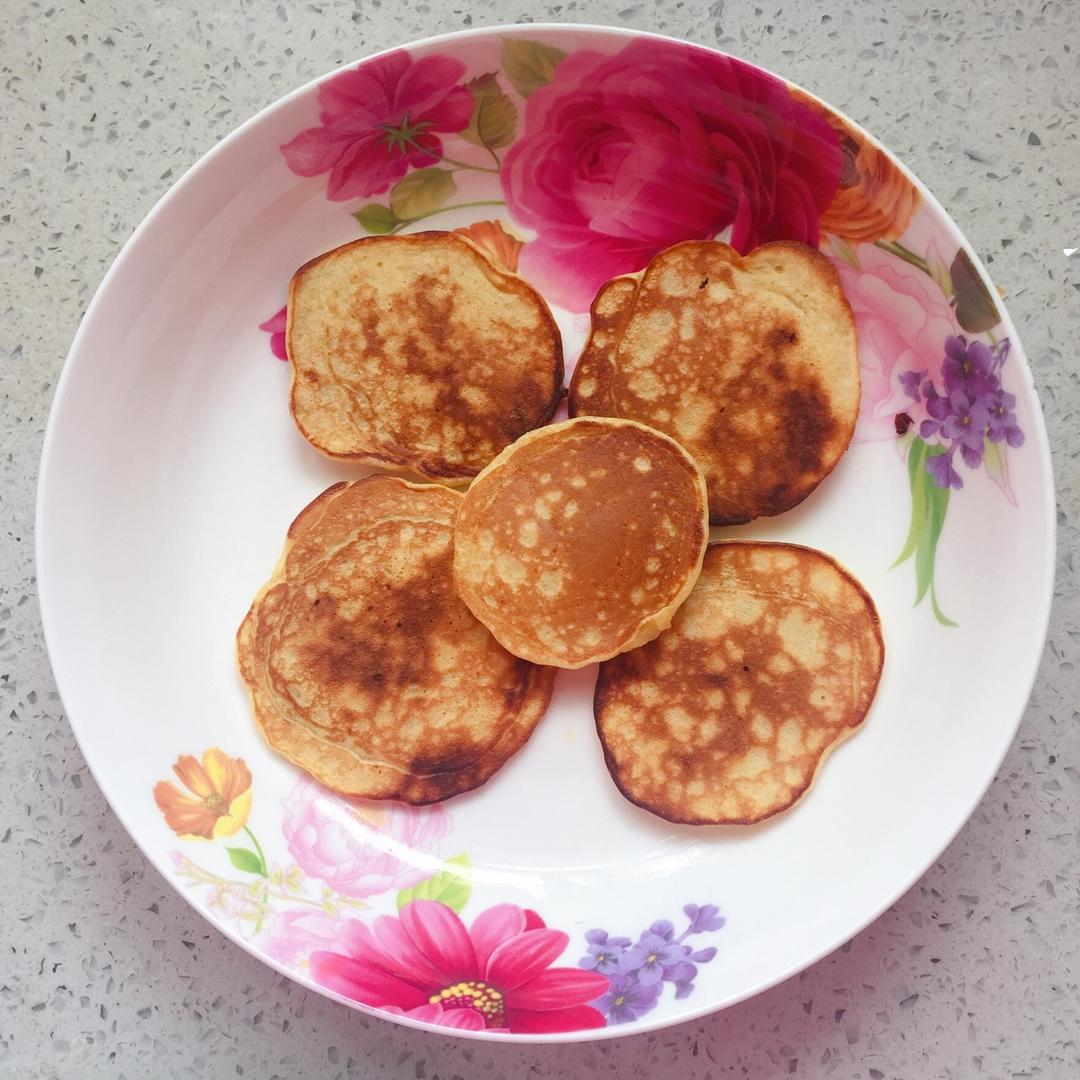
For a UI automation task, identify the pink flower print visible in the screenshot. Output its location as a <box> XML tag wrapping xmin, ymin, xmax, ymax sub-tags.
<box><xmin>832</xmin><ymin>242</ymin><xmax>959</xmax><ymax>442</ymax></box>
<box><xmin>501</xmin><ymin>39</ymin><xmax>841</xmax><ymax>311</ymax></box>
<box><xmin>259</xmin><ymin>306</ymin><xmax>288</xmax><ymax>361</ymax></box>
<box><xmin>281</xmin><ymin>50</ymin><xmax>473</xmax><ymax>201</ymax></box>
<box><xmin>380</xmin><ymin>1001</ymin><xmax>494</xmax><ymax>1031</ymax></box>
<box><xmin>281</xmin><ymin>776</ymin><xmax>451</xmax><ymax>898</ymax></box>
<box><xmin>310</xmin><ymin>900</ymin><xmax>609</xmax><ymax>1033</ymax></box>
<box><xmin>262</xmin><ymin>908</ymin><xmax>352</xmax><ymax>967</ymax></box>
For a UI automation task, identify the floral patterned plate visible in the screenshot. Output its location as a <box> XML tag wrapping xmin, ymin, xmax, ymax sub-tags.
<box><xmin>36</xmin><ymin>25</ymin><xmax>1054</xmax><ymax>1041</ymax></box>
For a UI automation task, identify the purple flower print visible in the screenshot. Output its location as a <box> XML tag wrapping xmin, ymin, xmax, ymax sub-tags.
<box><xmin>986</xmin><ymin>389</ymin><xmax>1025</xmax><ymax>448</ymax></box>
<box><xmin>592</xmin><ymin>973</ymin><xmax>662</xmax><ymax>1025</ymax></box>
<box><xmin>941</xmin><ymin>390</ymin><xmax>989</xmax><ymax>449</ymax></box>
<box><xmin>893</xmin><ymin>328</ymin><xmax>1023</xmax><ymax>625</ymax></box>
<box><xmin>926</xmin><ymin>447</ymin><xmax>963</xmax><ymax>490</ymax></box>
<box><xmin>579</xmin><ymin>902</ymin><xmax>725</xmax><ymax>1023</ymax></box>
<box><xmin>993</xmin><ymin>337</ymin><xmax>1012</xmax><ymax>370</ymax></box>
<box><xmin>664</xmin><ymin>961</ymin><xmax>699</xmax><ymax>999</ymax></box>
<box><xmin>618</xmin><ymin>931</ymin><xmax>687</xmax><ymax>985</ymax></box>
<box><xmin>898</xmin><ymin>368</ymin><xmax>927</xmax><ymax>402</ymax></box>
<box><xmin>941</xmin><ymin>390</ymin><xmax>989</xmax><ymax>469</ymax></box>
<box><xmin>580</xmin><ymin>929</ymin><xmax>632</xmax><ymax>975</ymax></box>
<box><xmin>683</xmin><ymin>903</ymin><xmax>726</xmax><ymax>934</ymax></box>
<box><xmin>919</xmin><ymin>382</ymin><xmax>951</xmax><ymax>440</ymax></box>
<box><xmin>901</xmin><ymin>334</ymin><xmax>1023</xmax><ymax>491</ymax></box>
<box><xmin>942</xmin><ymin>335</ymin><xmax>992</xmax><ymax>398</ymax></box>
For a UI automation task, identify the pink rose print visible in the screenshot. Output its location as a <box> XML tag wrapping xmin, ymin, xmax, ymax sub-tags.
<box><xmin>502</xmin><ymin>40</ymin><xmax>842</xmax><ymax>311</ymax></box>
<box><xmin>310</xmin><ymin>900</ymin><xmax>609</xmax><ymax>1033</ymax></box>
<box><xmin>259</xmin><ymin>306</ymin><xmax>288</xmax><ymax>361</ymax></box>
<box><xmin>281</xmin><ymin>776</ymin><xmax>451</xmax><ymax>898</ymax></box>
<box><xmin>832</xmin><ymin>243</ymin><xmax>958</xmax><ymax>442</ymax></box>
<box><xmin>281</xmin><ymin>50</ymin><xmax>473</xmax><ymax>201</ymax></box>
<box><xmin>262</xmin><ymin>907</ymin><xmax>352</xmax><ymax>967</ymax></box>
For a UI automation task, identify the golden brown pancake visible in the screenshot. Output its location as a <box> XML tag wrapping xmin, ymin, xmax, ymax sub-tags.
<box><xmin>237</xmin><ymin>476</ymin><xmax>555</xmax><ymax>802</ymax></box>
<box><xmin>569</xmin><ymin>274</ymin><xmax>639</xmax><ymax>409</ymax></box>
<box><xmin>453</xmin><ymin>417</ymin><xmax>709</xmax><ymax>669</ymax></box>
<box><xmin>595</xmin><ymin>542</ymin><xmax>884</xmax><ymax>825</ymax></box>
<box><xmin>568</xmin><ymin>240</ymin><xmax>860</xmax><ymax>524</ymax></box>
<box><xmin>287</xmin><ymin>232</ymin><xmax>564</xmax><ymax>482</ymax></box>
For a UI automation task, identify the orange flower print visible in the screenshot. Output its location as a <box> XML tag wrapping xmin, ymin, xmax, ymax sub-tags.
<box><xmin>453</xmin><ymin>219</ymin><xmax>524</xmax><ymax>272</ymax></box>
<box><xmin>154</xmin><ymin>749</ymin><xmax>253</xmax><ymax>840</ymax></box>
<box><xmin>818</xmin><ymin>127</ymin><xmax>919</xmax><ymax>245</ymax></box>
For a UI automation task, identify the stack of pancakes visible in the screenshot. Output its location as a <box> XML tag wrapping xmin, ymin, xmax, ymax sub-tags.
<box><xmin>238</xmin><ymin>231</ymin><xmax>883</xmax><ymax>823</ymax></box>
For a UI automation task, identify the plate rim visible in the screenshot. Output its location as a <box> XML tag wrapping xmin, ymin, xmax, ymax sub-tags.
<box><xmin>34</xmin><ymin>21</ymin><xmax>1058</xmax><ymax>1043</ymax></box>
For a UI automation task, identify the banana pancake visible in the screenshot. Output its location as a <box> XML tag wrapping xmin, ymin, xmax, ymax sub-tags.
<box><xmin>453</xmin><ymin>417</ymin><xmax>709</xmax><ymax>669</ymax></box>
<box><xmin>287</xmin><ymin>232</ymin><xmax>563</xmax><ymax>482</ymax></box>
<box><xmin>568</xmin><ymin>240</ymin><xmax>859</xmax><ymax>524</ymax></box>
<box><xmin>595</xmin><ymin>542</ymin><xmax>883</xmax><ymax>825</ymax></box>
<box><xmin>237</xmin><ymin>476</ymin><xmax>555</xmax><ymax>802</ymax></box>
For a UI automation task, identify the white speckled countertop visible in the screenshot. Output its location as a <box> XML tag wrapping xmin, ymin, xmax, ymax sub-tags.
<box><xmin>2</xmin><ymin>0</ymin><xmax>1078</xmax><ymax>1076</ymax></box>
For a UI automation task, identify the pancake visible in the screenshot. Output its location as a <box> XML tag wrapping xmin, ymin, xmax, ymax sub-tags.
<box><xmin>568</xmin><ymin>274</ymin><xmax>639</xmax><ymax>411</ymax></box>
<box><xmin>236</xmin><ymin>476</ymin><xmax>555</xmax><ymax>803</ymax></box>
<box><xmin>568</xmin><ymin>240</ymin><xmax>860</xmax><ymax>525</ymax></box>
<box><xmin>287</xmin><ymin>232</ymin><xmax>564</xmax><ymax>482</ymax></box>
<box><xmin>453</xmin><ymin>417</ymin><xmax>709</xmax><ymax>669</ymax></box>
<box><xmin>595</xmin><ymin>542</ymin><xmax>884</xmax><ymax>825</ymax></box>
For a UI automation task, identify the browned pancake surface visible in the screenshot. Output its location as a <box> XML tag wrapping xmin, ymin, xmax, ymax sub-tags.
<box><xmin>453</xmin><ymin>417</ymin><xmax>709</xmax><ymax>669</ymax></box>
<box><xmin>569</xmin><ymin>241</ymin><xmax>859</xmax><ymax>524</ymax></box>
<box><xmin>567</xmin><ymin>274</ymin><xmax>638</xmax><ymax>411</ymax></box>
<box><xmin>237</xmin><ymin>476</ymin><xmax>555</xmax><ymax>802</ymax></box>
<box><xmin>287</xmin><ymin>232</ymin><xmax>563</xmax><ymax>481</ymax></box>
<box><xmin>595</xmin><ymin>542</ymin><xmax>883</xmax><ymax>824</ymax></box>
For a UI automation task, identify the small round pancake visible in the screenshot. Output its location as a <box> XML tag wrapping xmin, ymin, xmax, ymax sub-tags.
<box><xmin>595</xmin><ymin>542</ymin><xmax>884</xmax><ymax>825</ymax></box>
<box><xmin>453</xmin><ymin>417</ymin><xmax>709</xmax><ymax>669</ymax></box>
<box><xmin>287</xmin><ymin>232</ymin><xmax>564</xmax><ymax>482</ymax></box>
<box><xmin>568</xmin><ymin>240</ymin><xmax>860</xmax><ymax>525</ymax></box>
<box><xmin>237</xmin><ymin>476</ymin><xmax>555</xmax><ymax>803</ymax></box>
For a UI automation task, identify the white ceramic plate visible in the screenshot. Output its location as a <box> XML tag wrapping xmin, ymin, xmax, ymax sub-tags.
<box><xmin>37</xmin><ymin>25</ymin><xmax>1054</xmax><ymax>1042</ymax></box>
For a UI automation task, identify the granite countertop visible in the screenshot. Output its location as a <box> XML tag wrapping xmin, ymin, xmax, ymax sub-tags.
<box><xmin>2</xmin><ymin>0</ymin><xmax>1078</xmax><ymax>1076</ymax></box>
